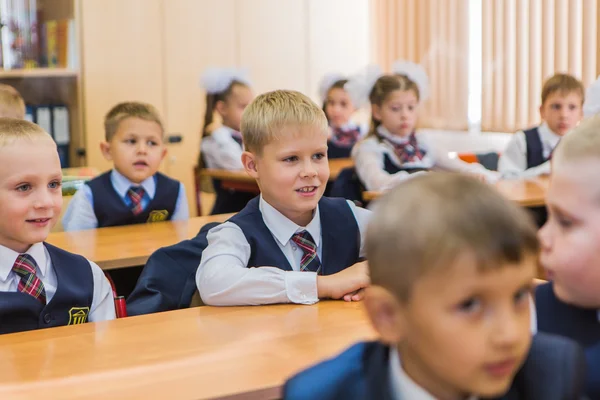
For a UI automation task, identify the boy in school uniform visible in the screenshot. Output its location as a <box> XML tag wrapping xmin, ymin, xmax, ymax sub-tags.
<box><xmin>535</xmin><ymin>114</ymin><xmax>600</xmax><ymax>397</ymax></box>
<box><xmin>286</xmin><ymin>173</ymin><xmax>586</xmax><ymax>400</ymax></box>
<box><xmin>62</xmin><ymin>101</ymin><xmax>189</xmax><ymax>231</ymax></box>
<box><xmin>498</xmin><ymin>73</ymin><xmax>584</xmax><ymax>178</ymax></box>
<box><xmin>196</xmin><ymin>90</ymin><xmax>370</xmax><ymax>306</ymax></box>
<box><xmin>0</xmin><ymin>118</ymin><xmax>115</xmax><ymax>334</ymax></box>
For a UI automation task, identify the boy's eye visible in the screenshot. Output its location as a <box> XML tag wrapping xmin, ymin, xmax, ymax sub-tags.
<box><xmin>125</xmin><ymin>138</ymin><xmax>136</xmax><ymax>144</ymax></box>
<box><xmin>312</xmin><ymin>153</ymin><xmax>326</xmax><ymax>160</ymax></box>
<box><xmin>16</xmin><ymin>184</ymin><xmax>31</xmax><ymax>192</ymax></box>
<box><xmin>283</xmin><ymin>156</ymin><xmax>298</xmax><ymax>163</ymax></box>
<box><xmin>457</xmin><ymin>297</ymin><xmax>482</xmax><ymax>314</ymax></box>
<box><xmin>147</xmin><ymin>140</ymin><xmax>157</xmax><ymax>146</ymax></box>
<box><xmin>514</xmin><ymin>288</ymin><xmax>529</xmax><ymax>306</ymax></box>
<box><xmin>569</xmin><ymin>104</ymin><xmax>577</xmax><ymax>110</ymax></box>
<box><xmin>551</xmin><ymin>104</ymin><xmax>561</xmax><ymax>110</ymax></box>
<box><xmin>557</xmin><ymin>216</ymin><xmax>573</xmax><ymax>229</ymax></box>
<box><xmin>48</xmin><ymin>180</ymin><xmax>62</xmax><ymax>189</ymax></box>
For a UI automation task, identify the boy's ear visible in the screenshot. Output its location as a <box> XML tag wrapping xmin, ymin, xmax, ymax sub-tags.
<box><xmin>371</xmin><ymin>104</ymin><xmax>382</xmax><ymax>122</ymax></box>
<box><xmin>241</xmin><ymin>151</ymin><xmax>259</xmax><ymax>179</ymax></box>
<box><xmin>160</xmin><ymin>145</ymin><xmax>167</xmax><ymax>160</ymax></box>
<box><xmin>99</xmin><ymin>141</ymin><xmax>112</xmax><ymax>161</ymax></box>
<box><xmin>364</xmin><ymin>286</ymin><xmax>405</xmax><ymax>345</ymax></box>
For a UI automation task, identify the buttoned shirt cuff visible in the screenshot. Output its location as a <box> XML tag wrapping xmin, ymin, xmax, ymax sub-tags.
<box><xmin>285</xmin><ymin>271</ymin><xmax>319</xmax><ymax>304</ymax></box>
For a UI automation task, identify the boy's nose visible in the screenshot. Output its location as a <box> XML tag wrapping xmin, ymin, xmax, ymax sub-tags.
<box><xmin>34</xmin><ymin>189</ymin><xmax>55</xmax><ymax>209</ymax></box>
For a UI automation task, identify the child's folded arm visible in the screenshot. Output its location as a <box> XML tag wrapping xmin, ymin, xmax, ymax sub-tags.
<box><xmin>196</xmin><ymin>223</ymin><xmax>319</xmax><ymax>305</ymax></box>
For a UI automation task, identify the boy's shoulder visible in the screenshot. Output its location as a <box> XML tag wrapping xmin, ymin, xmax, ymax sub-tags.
<box><xmin>43</xmin><ymin>242</ymin><xmax>92</xmax><ymax>268</ymax></box>
<box><xmin>284</xmin><ymin>341</ymin><xmax>391</xmax><ymax>400</ymax></box>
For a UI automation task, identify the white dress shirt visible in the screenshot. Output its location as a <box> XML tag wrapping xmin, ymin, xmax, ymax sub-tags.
<box><xmin>498</xmin><ymin>123</ymin><xmax>560</xmax><ymax>179</ymax></box>
<box><xmin>201</xmin><ymin>125</ymin><xmax>244</xmax><ymax>170</ymax></box>
<box><xmin>0</xmin><ymin>242</ymin><xmax>116</xmax><ymax>322</ymax></box>
<box><xmin>389</xmin><ymin>348</ymin><xmax>478</xmax><ymax>400</ymax></box>
<box><xmin>62</xmin><ymin>169</ymin><xmax>189</xmax><ymax>231</ymax></box>
<box><xmin>196</xmin><ymin>195</ymin><xmax>371</xmax><ymax>306</ymax></box>
<box><xmin>352</xmin><ymin>126</ymin><xmax>499</xmax><ymax>191</ymax></box>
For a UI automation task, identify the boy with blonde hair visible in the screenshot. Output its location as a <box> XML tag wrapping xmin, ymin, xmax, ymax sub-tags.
<box><xmin>196</xmin><ymin>90</ymin><xmax>370</xmax><ymax>305</ymax></box>
<box><xmin>536</xmin><ymin>114</ymin><xmax>600</xmax><ymax>397</ymax></box>
<box><xmin>0</xmin><ymin>118</ymin><xmax>114</xmax><ymax>334</ymax></box>
<box><xmin>499</xmin><ymin>73</ymin><xmax>584</xmax><ymax>178</ymax></box>
<box><xmin>62</xmin><ymin>101</ymin><xmax>189</xmax><ymax>230</ymax></box>
<box><xmin>286</xmin><ymin>173</ymin><xmax>585</xmax><ymax>399</ymax></box>
<box><xmin>0</xmin><ymin>84</ymin><xmax>25</xmax><ymax>119</ymax></box>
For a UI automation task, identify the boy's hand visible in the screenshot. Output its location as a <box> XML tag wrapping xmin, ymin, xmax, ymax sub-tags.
<box><xmin>317</xmin><ymin>261</ymin><xmax>370</xmax><ymax>300</ymax></box>
<box><xmin>343</xmin><ymin>288</ymin><xmax>365</xmax><ymax>302</ymax></box>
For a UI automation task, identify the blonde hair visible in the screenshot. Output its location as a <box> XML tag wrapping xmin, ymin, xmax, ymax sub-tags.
<box><xmin>104</xmin><ymin>101</ymin><xmax>164</xmax><ymax>142</ymax></box>
<box><xmin>241</xmin><ymin>90</ymin><xmax>328</xmax><ymax>155</ymax></box>
<box><xmin>0</xmin><ymin>84</ymin><xmax>25</xmax><ymax>119</ymax></box>
<box><xmin>366</xmin><ymin>74</ymin><xmax>420</xmax><ymax>139</ymax></box>
<box><xmin>366</xmin><ymin>173</ymin><xmax>539</xmax><ymax>302</ymax></box>
<box><xmin>541</xmin><ymin>73</ymin><xmax>585</xmax><ymax>106</ymax></box>
<box><xmin>0</xmin><ymin>117</ymin><xmax>53</xmax><ymax>148</ymax></box>
<box><xmin>553</xmin><ymin>114</ymin><xmax>600</xmax><ymax>164</ymax></box>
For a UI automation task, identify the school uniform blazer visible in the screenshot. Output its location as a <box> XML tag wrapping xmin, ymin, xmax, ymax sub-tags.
<box><xmin>283</xmin><ymin>333</ymin><xmax>586</xmax><ymax>400</ymax></box>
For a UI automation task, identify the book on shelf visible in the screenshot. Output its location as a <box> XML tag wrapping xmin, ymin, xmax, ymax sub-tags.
<box><xmin>0</xmin><ymin>0</ymin><xmax>74</xmax><ymax>70</ymax></box>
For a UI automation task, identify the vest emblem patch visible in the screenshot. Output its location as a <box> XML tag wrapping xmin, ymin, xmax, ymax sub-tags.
<box><xmin>147</xmin><ymin>210</ymin><xmax>169</xmax><ymax>223</ymax></box>
<box><xmin>68</xmin><ymin>307</ymin><xmax>90</xmax><ymax>325</ymax></box>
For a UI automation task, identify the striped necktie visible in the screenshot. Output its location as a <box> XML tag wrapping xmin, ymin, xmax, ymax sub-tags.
<box><xmin>127</xmin><ymin>186</ymin><xmax>145</xmax><ymax>215</ymax></box>
<box><xmin>12</xmin><ymin>254</ymin><xmax>46</xmax><ymax>305</ymax></box>
<box><xmin>291</xmin><ymin>230</ymin><xmax>321</xmax><ymax>274</ymax></box>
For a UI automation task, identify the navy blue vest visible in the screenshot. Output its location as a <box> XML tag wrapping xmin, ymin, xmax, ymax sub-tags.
<box><xmin>524</xmin><ymin>127</ymin><xmax>547</xmax><ymax>169</ymax></box>
<box><xmin>86</xmin><ymin>171</ymin><xmax>179</xmax><ymax>227</ymax></box>
<box><xmin>0</xmin><ymin>243</ymin><xmax>94</xmax><ymax>335</ymax></box>
<box><xmin>383</xmin><ymin>154</ymin><xmax>429</xmax><ymax>175</ymax></box>
<box><xmin>210</xmin><ymin>178</ymin><xmax>256</xmax><ymax>215</ymax></box>
<box><xmin>228</xmin><ymin>197</ymin><xmax>361</xmax><ymax>274</ymax></box>
<box><xmin>327</xmin><ymin>140</ymin><xmax>353</xmax><ymax>159</ymax></box>
<box><xmin>536</xmin><ymin>282</ymin><xmax>600</xmax><ymax>348</ymax></box>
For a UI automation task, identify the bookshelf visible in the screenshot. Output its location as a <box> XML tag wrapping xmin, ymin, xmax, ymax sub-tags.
<box><xmin>0</xmin><ymin>68</ymin><xmax>77</xmax><ymax>78</ymax></box>
<box><xmin>0</xmin><ymin>0</ymin><xmax>84</xmax><ymax>167</ymax></box>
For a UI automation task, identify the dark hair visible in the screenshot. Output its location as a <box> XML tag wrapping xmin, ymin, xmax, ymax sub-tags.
<box><xmin>202</xmin><ymin>80</ymin><xmax>249</xmax><ymax>137</ymax></box>
<box><xmin>321</xmin><ymin>79</ymin><xmax>349</xmax><ymax>121</ymax></box>
<box><xmin>366</xmin><ymin>74</ymin><xmax>420</xmax><ymax>139</ymax></box>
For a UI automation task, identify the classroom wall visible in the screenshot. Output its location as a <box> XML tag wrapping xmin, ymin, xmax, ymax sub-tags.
<box><xmin>79</xmin><ymin>0</ymin><xmax>371</xmax><ymax>215</ymax></box>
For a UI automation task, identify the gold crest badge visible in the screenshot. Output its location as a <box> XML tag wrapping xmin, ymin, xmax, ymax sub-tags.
<box><xmin>68</xmin><ymin>307</ymin><xmax>90</xmax><ymax>325</ymax></box>
<box><xmin>147</xmin><ymin>210</ymin><xmax>169</xmax><ymax>223</ymax></box>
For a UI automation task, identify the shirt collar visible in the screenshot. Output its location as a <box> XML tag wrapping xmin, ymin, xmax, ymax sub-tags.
<box><xmin>538</xmin><ymin>122</ymin><xmax>562</xmax><ymax>147</ymax></box>
<box><xmin>377</xmin><ymin>125</ymin><xmax>412</xmax><ymax>145</ymax></box>
<box><xmin>258</xmin><ymin>195</ymin><xmax>321</xmax><ymax>247</ymax></box>
<box><xmin>389</xmin><ymin>348</ymin><xmax>478</xmax><ymax>400</ymax></box>
<box><xmin>110</xmin><ymin>169</ymin><xmax>156</xmax><ymax>200</ymax></box>
<box><xmin>0</xmin><ymin>242</ymin><xmax>48</xmax><ymax>282</ymax></box>
<box><xmin>336</xmin><ymin>121</ymin><xmax>359</xmax><ymax>131</ymax></box>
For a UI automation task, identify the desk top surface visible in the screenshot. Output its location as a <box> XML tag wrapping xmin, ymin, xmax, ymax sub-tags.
<box><xmin>363</xmin><ymin>176</ymin><xmax>550</xmax><ymax>207</ymax></box>
<box><xmin>46</xmin><ymin>214</ymin><xmax>233</xmax><ymax>270</ymax></box>
<box><xmin>0</xmin><ymin>301</ymin><xmax>376</xmax><ymax>399</ymax></box>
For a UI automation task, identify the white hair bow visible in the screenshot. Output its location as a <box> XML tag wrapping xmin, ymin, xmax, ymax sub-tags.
<box><xmin>344</xmin><ymin>65</ymin><xmax>384</xmax><ymax>108</ymax></box>
<box><xmin>318</xmin><ymin>72</ymin><xmax>346</xmax><ymax>103</ymax></box>
<box><xmin>391</xmin><ymin>60</ymin><xmax>430</xmax><ymax>102</ymax></box>
<box><xmin>199</xmin><ymin>67</ymin><xmax>251</xmax><ymax>94</ymax></box>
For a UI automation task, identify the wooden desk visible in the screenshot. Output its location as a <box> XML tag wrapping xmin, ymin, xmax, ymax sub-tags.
<box><xmin>363</xmin><ymin>176</ymin><xmax>550</xmax><ymax>207</ymax></box>
<box><xmin>46</xmin><ymin>214</ymin><xmax>232</xmax><ymax>270</ymax></box>
<box><xmin>0</xmin><ymin>302</ymin><xmax>376</xmax><ymax>400</ymax></box>
<box><xmin>203</xmin><ymin>158</ymin><xmax>354</xmax><ymax>185</ymax></box>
